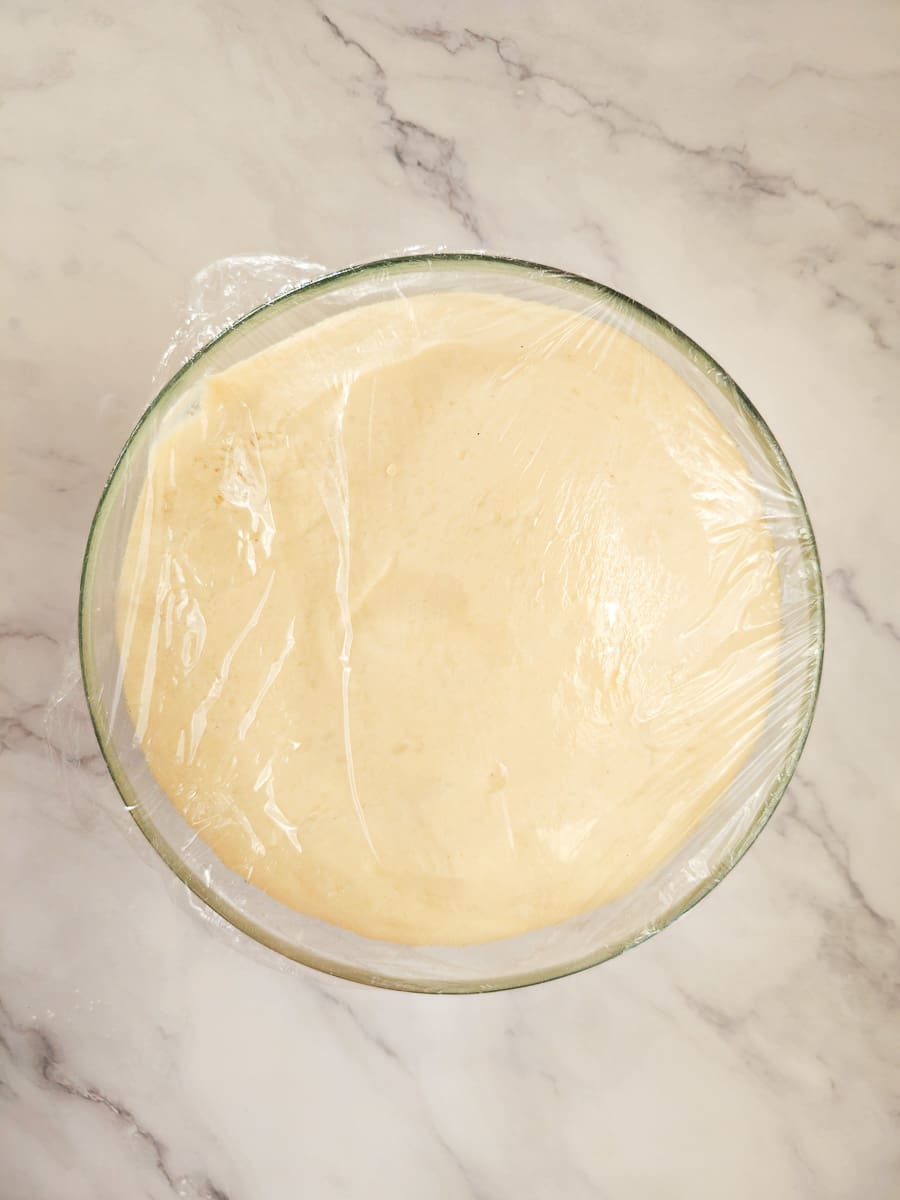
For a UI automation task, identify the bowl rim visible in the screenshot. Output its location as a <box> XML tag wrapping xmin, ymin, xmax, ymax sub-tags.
<box><xmin>79</xmin><ymin>251</ymin><xmax>825</xmax><ymax>993</ymax></box>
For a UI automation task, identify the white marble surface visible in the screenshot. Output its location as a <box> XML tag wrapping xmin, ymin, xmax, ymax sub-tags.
<box><xmin>2</xmin><ymin>1</ymin><xmax>899</xmax><ymax>1195</ymax></box>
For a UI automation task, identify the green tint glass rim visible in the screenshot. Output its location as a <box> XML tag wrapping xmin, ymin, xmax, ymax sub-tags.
<box><xmin>78</xmin><ymin>252</ymin><xmax>826</xmax><ymax>994</ymax></box>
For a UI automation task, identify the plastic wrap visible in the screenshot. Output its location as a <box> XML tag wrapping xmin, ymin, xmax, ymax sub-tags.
<box><xmin>79</xmin><ymin>253</ymin><xmax>824</xmax><ymax>991</ymax></box>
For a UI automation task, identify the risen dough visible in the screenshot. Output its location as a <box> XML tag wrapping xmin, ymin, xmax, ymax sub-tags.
<box><xmin>118</xmin><ymin>292</ymin><xmax>781</xmax><ymax>945</ymax></box>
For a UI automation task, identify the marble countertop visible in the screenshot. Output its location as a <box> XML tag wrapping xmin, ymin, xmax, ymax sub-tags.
<box><xmin>3</xmin><ymin>1</ymin><xmax>898</xmax><ymax>1196</ymax></box>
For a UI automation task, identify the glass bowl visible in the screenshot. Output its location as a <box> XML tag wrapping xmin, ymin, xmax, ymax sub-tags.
<box><xmin>80</xmin><ymin>253</ymin><xmax>824</xmax><ymax>992</ymax></box>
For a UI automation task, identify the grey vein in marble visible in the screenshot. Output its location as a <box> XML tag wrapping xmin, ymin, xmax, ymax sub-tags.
<box><xmin>317</xmin><ymin>9</ymin><xmax>485</xmax><ymax>240</ymax></box>
<box><xmin>0</xmin><ymin>996</ymin><xmax>230</xmax><ymax>1200</ymax></box>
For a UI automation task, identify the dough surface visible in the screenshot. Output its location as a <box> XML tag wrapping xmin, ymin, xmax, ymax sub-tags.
<box><xmin>118</xmin><ymin>292</ymin><xmax>781</xmax><ymax>944</ymax></box>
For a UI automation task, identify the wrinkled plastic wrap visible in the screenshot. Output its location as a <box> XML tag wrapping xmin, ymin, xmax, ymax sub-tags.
<box><xmin>78</xmin><ymin>253</ymin><xmax>824</xmax><ymax>991</ymax></box>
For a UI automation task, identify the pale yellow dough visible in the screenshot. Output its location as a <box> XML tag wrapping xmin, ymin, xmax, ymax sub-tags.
<box><xmin>118</xmin><ymin>293</ymin><xmax>781</xmax><ymax>945</ymax></box>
